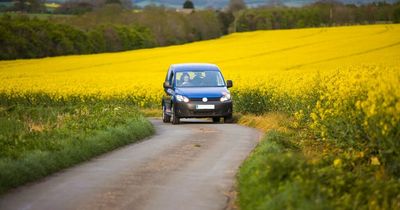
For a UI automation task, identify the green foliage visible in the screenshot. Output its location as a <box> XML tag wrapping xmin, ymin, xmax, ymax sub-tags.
<box><xmin>0</xmin><ymin>14</ymin><xmax>155</xmax><ymax>59</ymax></box>
<box><xmin>228</xmin><ymin>0</ymin><xmax>246</xmax><ymax>13</ymax></box>
<box><xmin>238</xmin><ymin>130</ymin><xmax>400</xmax><ymax>210</ymax></box>
<box><xmin>393</xmin><ymin>4</ymin><xmax>400</xmax><ymax>23</ymax></box>
<box><xmin>233</xmin><ymin>87</ymin><xmax>309</xmax><ymax>115</ymax></box>
<box><xmin>183</xmin><ymin>0</ymin><xmax>194</xmax><ymax>9</ymax></box>
<box><xmin>56</xmin><ymin>2</ymin><xmax>94</xmax><ymax>15</ymax></box>
<box><xmin>132</xmin><ymin>6</ymin><xmax>222</xmax><ymax>45</ymax></box>
<box><xmin>0</xmin><ymin>102</ymin><xmax>154</xmax><ymax>193</ymax></box>
<box><xmin>0</xmin><ymin>5</ymin><xmax>225</xmax><ymax>60</ymax></box>
<box><xmin>105</xmin><ymin>0</ymin><xmax>121</xmax><ymax>5</ymax></box>
<box><xmin>0</xmin><ymin>92</ymin><xmax>160</xmax><ymax>108</ymax></box>
<box><xmin>94</xmin><ymin>24</ymin><xmax>155</xmax><ymax>52</ymax></box>
<box><xmin>235</xmin><ymin>2</ymin><xmax>398</xmax><ymax>32</ymax></box>
<box><xmin>12</xmin><ymin>0</ymin><xmax>45</xmax><ymax>13</ymax></box>
<box><xmin>233</xmin><ymin>88</ymin><xmax>276</xmax><ymax>114</ymax></box>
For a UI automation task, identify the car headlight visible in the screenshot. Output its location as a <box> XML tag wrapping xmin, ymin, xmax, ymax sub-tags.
<box><xmin>220</xmin><ymin>92</ymin><xmax>231</xmax><ymax>102</ymax></box>
<box><xmin>176</xmin><ymin>95</ymin><xmax>189</xmax><ymax>103</ymax></box>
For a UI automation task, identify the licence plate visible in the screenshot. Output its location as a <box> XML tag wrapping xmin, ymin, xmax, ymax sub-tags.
<box><xmin>196</xmin><ymin>105</ymin><xmax>215</xmax><ymax>110</ymax></box>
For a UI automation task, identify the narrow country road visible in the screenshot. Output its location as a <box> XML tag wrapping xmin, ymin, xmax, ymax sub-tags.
<box><xmin>0</xmin><ymin>119</ymin><xmax>261</xmax><ymax>210</ymax></box>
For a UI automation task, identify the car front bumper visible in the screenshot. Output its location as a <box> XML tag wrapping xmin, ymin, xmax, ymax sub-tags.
<box><xmin>174</xmin><ymin>100</ymin><xmax>232</xmax><ymax>118</ymax></box>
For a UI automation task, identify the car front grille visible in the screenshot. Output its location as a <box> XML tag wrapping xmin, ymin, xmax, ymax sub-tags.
<box><xmin>190</xmin><ymin>97</ymin><xmax>220</xmax><ymax>102</ymax></box>
<box><xmin>191</xmin><ymin>110</ymin><xmax>219</xmax><ymax>115</ymax></box>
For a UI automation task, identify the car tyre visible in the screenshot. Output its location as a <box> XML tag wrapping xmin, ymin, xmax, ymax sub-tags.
<box><xmin>224</xmin><ymin>114</ymin><xmax>233</xmax><ymax>123</ymax></box>
<box><xmin>171</xmin><ymin>106</ymin><xmax>180</xmax><ymax>125</ymax></box>
<box><xmin>162</xmin><ymin>104</ymin><xmax>171</xmax><ymax>123</ymax></box>
<box><xmin>212</xmin><ymin>117</ymin><xmax>220</xmax><ymax>123</ymax></box>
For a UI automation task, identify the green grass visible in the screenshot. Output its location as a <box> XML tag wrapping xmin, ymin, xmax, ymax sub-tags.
<box><xmin>0</xmin><ymin>12</ymin><xmax>73</xmax><ymax>20</ymax></box>
<box><xmin>0</xmin><ymin>102</ymin><xmax>154</xmax><ymax>194</ymax></box>
<box><xmin>238</xmin><ymin>116</ymin><xmax>400</xmax><ymax>210</ymax></box>
<box><xmin>139</xmin><ymin>108</ymin><xmax>162</xmax><ymax>117</ymax></box>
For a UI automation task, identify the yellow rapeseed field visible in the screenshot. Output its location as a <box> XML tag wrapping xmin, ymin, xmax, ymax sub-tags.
<box><xmin>1</xmin><ymin>24</ymin><xmax>399</xmax><ymax>150</ymax></box>
<box><xmin>1</xmin><ymin>24</ymin><xmax>398</xmax><ymax>103</ymax></box>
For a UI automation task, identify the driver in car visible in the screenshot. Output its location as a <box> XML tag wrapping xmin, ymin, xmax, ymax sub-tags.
<box><xmin>180</xmin><ymin>73</ymin><xmax>191</xmax><ymax>86</ymax></box>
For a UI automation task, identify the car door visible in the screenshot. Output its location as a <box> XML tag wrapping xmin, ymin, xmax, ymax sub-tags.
<box><xmin>163</xmin><ymin>68</ymin><xmax>174</xmax><ymax>114</ymax></box>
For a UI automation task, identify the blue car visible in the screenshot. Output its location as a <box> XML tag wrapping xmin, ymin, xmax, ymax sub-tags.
<box><xmin>162</xmin><ymin>63</ymin><xmax>233</xmax><ymax>124</ymax></box>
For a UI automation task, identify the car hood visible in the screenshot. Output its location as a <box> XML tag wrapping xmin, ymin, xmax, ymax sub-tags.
<box><xmin>175</xmin><ymin>87</ymin><xmax>229</xmax><ymax>98</ymax></box>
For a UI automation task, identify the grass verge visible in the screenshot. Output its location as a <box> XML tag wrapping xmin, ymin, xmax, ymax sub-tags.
<box><xmin>139</xmin><ymin>108</ymin><xmax>162</xmax><ymax>118</ymax></box>
<box><xmin>237</xmin><ymin>113</ymin><xmax>400</xmax><ymax>210</ymax></box>
<box><xmin>0</xmin><ymin>103</ymin><xmax>154</xmax><ymax>194</ymax></box>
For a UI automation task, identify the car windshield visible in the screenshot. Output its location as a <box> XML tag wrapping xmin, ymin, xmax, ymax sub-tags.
<box><xmin>175</xmin><ymin>71</ymin><xmax>225</xmax><ymax>87</ymax></box>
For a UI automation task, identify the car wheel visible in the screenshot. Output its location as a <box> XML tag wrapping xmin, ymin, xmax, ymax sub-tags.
<box><xmin>171</xmin><ymin>106</ymin><xmax>180</xmax><ymax>125</ymax></box>
<box><xmin>224</xmin><ymin>114</ymin><xmax>233</xmax><ymax>123</ymax></box>
<box><xmin>212</xmin><ymin>117</ymin><xmax>220</xmax><ymax>123</ymax></box>
<box><xmin>162</xmin><ymin>104</ymin><xmax>171</xmax><ymax>123</ymax></box>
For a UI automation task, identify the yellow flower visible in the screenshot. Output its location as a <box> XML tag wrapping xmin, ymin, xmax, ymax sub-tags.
<box><xmin>356</xmin><ymin>151</ymin><xmax>364</xmax><ymax>158</ymax></box>
<box><xmin>333</xmin><ymin>158</ymin><xmax>342</xmax><ymax>167</ymax></box>
<box><xmin>370</xmin><ymin>157</ymin><xmax>381</xmax><ymax>166</ymax></box>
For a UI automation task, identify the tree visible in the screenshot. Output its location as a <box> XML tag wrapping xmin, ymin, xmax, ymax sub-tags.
<box><xmin>105</xmin><ymin>0</ymin><xmax>121</xmax><ymax>4</ymax></box>
<box><xmin>183</xmin><ymin>0</ymin><xmax>194</xmax><ymax>9</ymax></box>
<box><xmin>393</xmin><ymin>4</ymin><xmax>400</xmax><ymax>23</ymax></box>
<box><xmin>266</xmin><ymin>0</ymin><xmax>284</xmax><ymax>7</ymax></box>
<box><xmin>217</xmin><ymin>10</ymin><xmax>234</xmax><ymax>34</ymax></box>
<box><xmin>227</xmin><ymin>0</ymin><xmax>246</xmax><ymax>32</ymax></box>
<box><xmin>12</xmin><ymin>0</ymin><xmax>45</xmax><ymax>12</ymax></box>
<box><xmin>13</xmin><ymin>0</ymin><xmax>28</xmax><ymax>11</ymax></box>
<box><xmin>56</xmin><ymin>2</ymin><xmax>94</xmax><ymax>15</ymax></box>
<box><xmin>227</xmin><ymin>0</ymin><xmax>246</xmax><ymax>13</ymax></box>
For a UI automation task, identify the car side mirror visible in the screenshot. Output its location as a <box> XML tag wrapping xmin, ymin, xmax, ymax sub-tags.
<box><xmin>226</xmin><ymin>80</ymin><xmax>233</xmax><ymax>88</ymax></box>
<box><xmin>163</xmin><ymin>81</ymin><xmax>172</xmax><ymax>89</ymax></box>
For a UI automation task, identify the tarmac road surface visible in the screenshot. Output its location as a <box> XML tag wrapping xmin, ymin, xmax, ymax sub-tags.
<box><xmin>0</xmin><ymin>118</ymin><xmax>261</xmax><ymax>210</ymax></box>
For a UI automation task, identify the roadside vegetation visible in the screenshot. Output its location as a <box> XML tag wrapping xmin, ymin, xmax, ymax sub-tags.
<box><xmin>233</xmin><ymin>57</ymin><xmax>399</xmax><ymax>208</ymax></box>
<box><xmin>237</xmin><ymin>114</ymin><xmax>400</xmax><ymax>209</ymax></box>
<box><xmin>0</xmin><ymin>102</ymin><xmax>154</xmax><ymax>193</ymax></box>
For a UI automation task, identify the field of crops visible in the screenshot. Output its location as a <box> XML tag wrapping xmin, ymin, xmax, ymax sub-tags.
<box><xmin>1</xmin><ymin>24</ymin><xmax>399</xmax><ymax>105</ymax></box>
<box><xmin>1</xmin><ymin>24</ymin><xmax>400</xmax><ymax>200</ymax></box>
<box><xmin>2</xmin><ymin>23</ymin><xmax>400</xmax><ymax>152</ymax></box>
<box><xmin>2</xmin><ymin>23</ymin><xmax>399</xmax><ymax>157</ymax></box>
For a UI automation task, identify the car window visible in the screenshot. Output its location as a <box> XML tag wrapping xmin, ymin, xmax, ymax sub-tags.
<box><xmin>175</xmin><ymin>71</ymin><xmax>225</xmax><ymax>87</ymax></box>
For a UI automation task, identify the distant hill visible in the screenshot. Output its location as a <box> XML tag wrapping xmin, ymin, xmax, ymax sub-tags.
<box><xmin>134</xmin><ymin>0</ymin><xmax>398</xmax><ymax>9</ymax></box>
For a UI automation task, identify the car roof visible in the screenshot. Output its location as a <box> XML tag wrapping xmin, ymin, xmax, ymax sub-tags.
<box><xmin>170</xmin><ymin>63</ymin><xmax>220</xmax><ymax>72</ymax></box>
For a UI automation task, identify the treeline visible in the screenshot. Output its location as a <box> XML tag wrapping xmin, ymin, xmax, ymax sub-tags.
<box><xmin>235</xmin><ymin>1</ymin><xmax>400</xmax><ymax>31</ymax></box>
<box><xmin>0</xmin><ymin>14</ymin><xmax>154</xmax><ymax>60</ymax></box>
<box><xmin>0</xmin><ymin>5</ymin><xmax>223</xmax><ymax>60</ymax></box>
<box><xmin>54</xmin><ymin>5</ymin><xmax>223</xmax><ymax>46</ymax></box>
